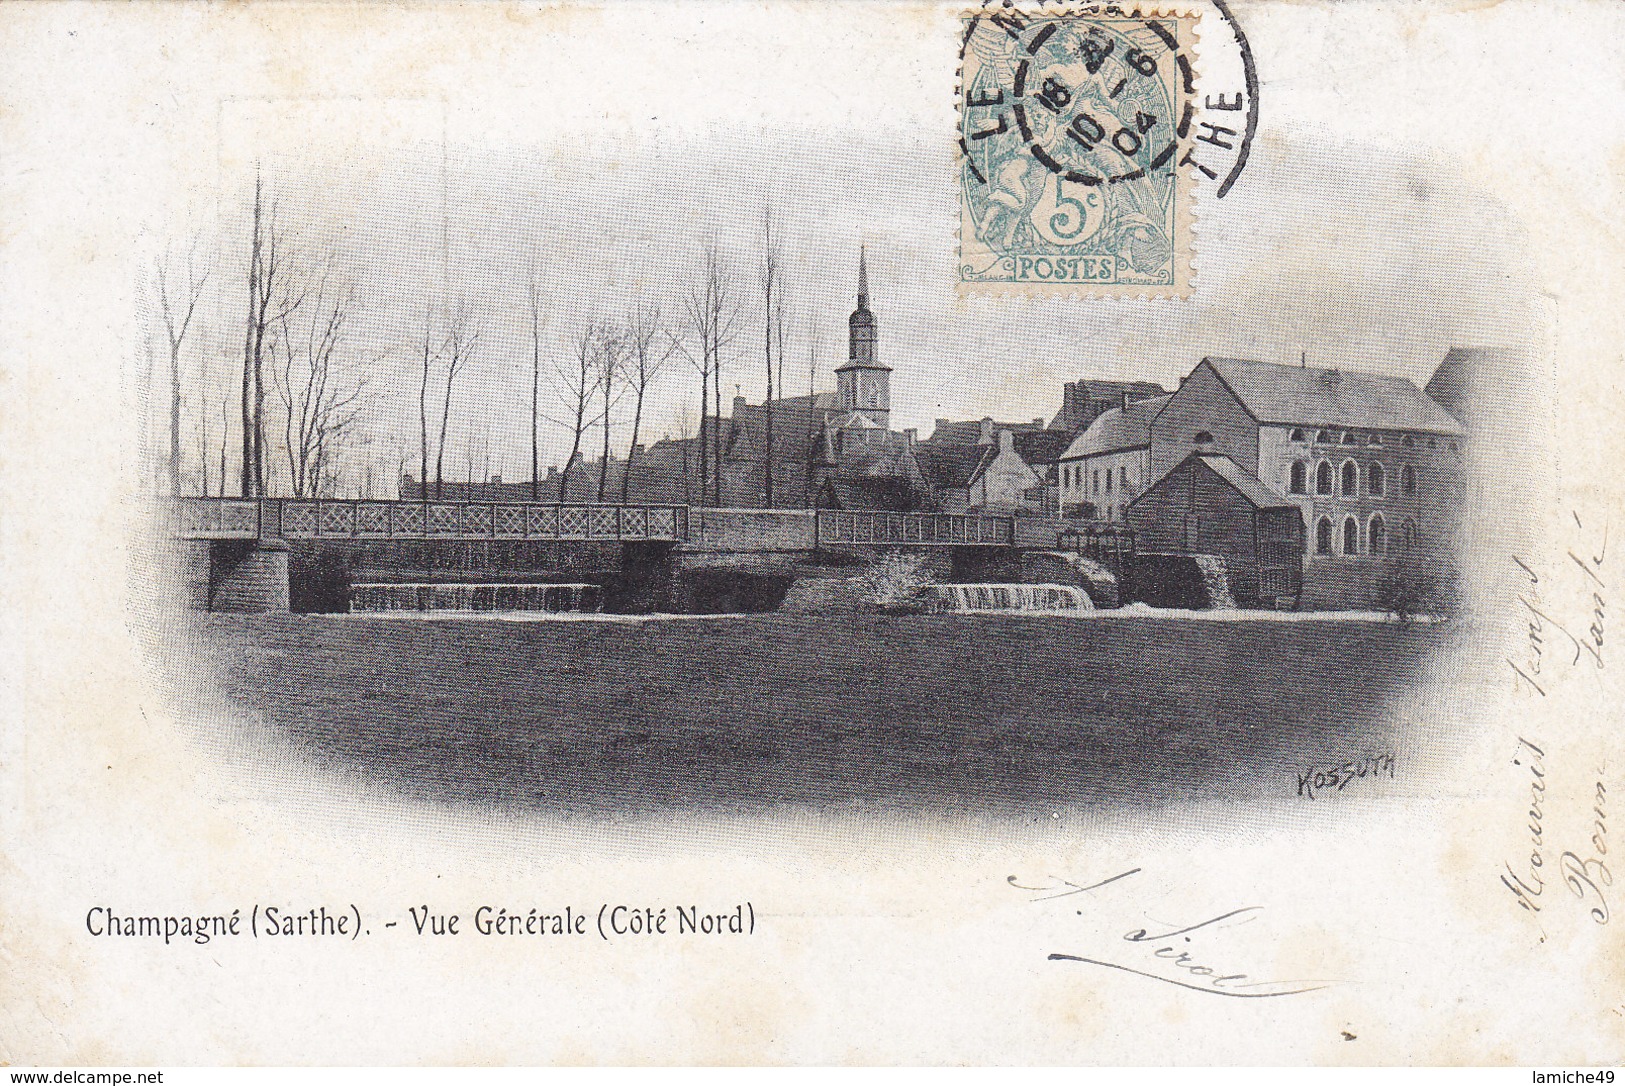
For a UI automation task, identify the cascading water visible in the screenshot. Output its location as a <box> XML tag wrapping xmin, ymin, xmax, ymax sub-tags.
<box><xmin>1190</xmin><ymin>556</ymin><xmax>1236</xmax><ymax>610</ymax></box>
<box><xmin>349</xmin><ymin>583</ymin><xmax>602</xmax><ymax>614</ymax></box>
<box><xmin>931</xmin><ymin>582</ymin><xmax>1094</xmax><ymax>613</ymax></box>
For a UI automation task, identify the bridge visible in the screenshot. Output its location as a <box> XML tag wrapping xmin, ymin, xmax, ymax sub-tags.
<box><xmin>170</xmin><ymin>497</ymin><xmax>1015</xmax><ymax>547</ymax></box>
<box><xmin>166</xmin><ymin>497</ymin><xmax>1042</xmax><ymax>612</ymax></box>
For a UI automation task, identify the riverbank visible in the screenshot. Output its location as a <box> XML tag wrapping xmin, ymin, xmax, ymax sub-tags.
<box><xmin>162</xmin><ymin>612</ymin><xmax>1457</xmax><ymax>817</ymax></box>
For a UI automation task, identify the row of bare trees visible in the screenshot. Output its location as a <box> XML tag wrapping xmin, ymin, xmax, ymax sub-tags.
<box><xmin>152</xmin><ymin>172</ymin><xmax>369</xmax><ymax>501</ymax></box>
<box><xmin>150</xmin><ymin>173</ymin><xmax>819</xmax><ymax>508</ymax></box>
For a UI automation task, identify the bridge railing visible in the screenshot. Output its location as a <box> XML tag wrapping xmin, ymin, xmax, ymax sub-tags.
<box><xmin>172</xmin><ymin>498</ymin><xmax>688</xmax><ymax>542</ymax></box>
<box><xmin>172</xmin><ymin>497</ymin><xmax>263</xmax><ymax>539</ymax></box>
<box><xmin>815</xmin><ymin>510</ymin><xmax>1014</xmax><ymax>546</ymax></box>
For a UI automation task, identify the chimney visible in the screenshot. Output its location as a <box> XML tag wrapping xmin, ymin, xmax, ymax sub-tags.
<box><xmin>979</xmin><ymin>417</ymin><xmax>995</xmax><ymax>445</ymax></box>
<box><xmin>998</xmin><ymin>428</ymin><xmax>1015</xmax><ymax>453</ymax></box>
<box><xmin>490</xmin><ymin>474</ymin><xmax>501</xmax><ymax>485</ymax></box>
<box><xmin>1032</xmin><ymin>418</ymin><xmax>1043</xmax><ymax>428</ymax></box>
<box><xmin>904</xmin><ymin>427</ymin><xmax>917</xmax><ymax>447</ymax></box>
<box><xmin>733</xmin><ymin>394</ymin><xmax>747</xmax><ymax>415</ymax></box>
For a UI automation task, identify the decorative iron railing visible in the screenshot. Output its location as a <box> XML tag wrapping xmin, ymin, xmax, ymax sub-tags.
<box><xmin>172</xmin><ymin>497</ymin><xmax>262</xmax><ymax>539</ymax></box>
<box><xmin>170</xmin><ymin>498</ymin><xmax>687</xmax><ymax>542</ymax></box>
<box><xmin>815</xmin><ymin>510</ymin><xmax>1014</xmax><ymax>546</ymax></box>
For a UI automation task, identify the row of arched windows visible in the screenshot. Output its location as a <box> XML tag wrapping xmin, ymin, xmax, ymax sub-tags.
<box><xmin>1313</xmin><ymin>514</ymin><xmax>1416</xmax><ymax>557</ymax></box>
<box><xmin>1289</xmin><ymin>427</ymin><xmax>1459</xmax><ymax>453</ymax></box>
<box><xmin>1289</xmin><ymin>459</ymin><xmax>1416</xmax><ymax>498</ymax></box>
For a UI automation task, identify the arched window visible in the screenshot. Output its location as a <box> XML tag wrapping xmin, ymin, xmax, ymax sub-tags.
<box><xmin>1401</xmin><ymin>464</ymin><xmax>1417</xmax><ymax>495</ymax></box>
<box><xmin>1342</xmin><ymin>431</ymin><xmax>1361</xmax><ymax>446</ymax></box>
<box><xmin>1119</xmin><ymin>465</ymin><xmax>1128</xmax><ymax>492</ymax></box>
<box><xmin>1290</xmin><ymin>428</ymin><xmax>1306</xmax><ymax>442</ymax></box>
<box><xmin>1401</xmin><ymin>518</ymin><xmax>1417</xmax><ymax>551</ymax></box>
<box><xmin>1343</xmin><ymin>516</ymin><xmax>1360</xmax><ymax>556</ymax></box>
<box><xmin>1369</xmin><ymin>514</ymin><xmax>1386</xmax><ymax>555</ymax></box>
<box><xmin>1427</xmin><ymin>437</ymin><xmax>1439</xmax><ymax>449</ymax></box>
<box><xmin>1316</xmin><ymin>517</ymin><xmax>1333</xmax><ymax>556</ymax></box>
<box><xmin>1369</xmin><ymin>433</ymin><xmax>1384</xmax><ymax>447</ymax></box>
<box><xmin>1367</xmin><ymin>461</ymin><xmax>1385</xmax><ymax>496</ymax></box>
<box><xmin>1402</xmin><ymin>435</ymin><xmax>1416</xmax><ymax>448</ymax></box>
<box><xmin>1105</xmin><ymin>468</ymin><xmax>1113</xmax><ymax>494</ymax></box>
<box><xmin>1316</xmin><ymin>461</ymin><xmax>1333</xmax><ymax>495</ymax></box>
<box><xmin>1193</xmin><ymin>431</ymin><xmax>1214</xmax><ymax>445</ymax></box>
<box><xmin>1340</xmin><ymin>460</ymin><xmax>1358</xmax><ymax>495</ymax></box>
<box><xmin>1317</xmin><ymin>429</ymin><xmax>1336</xmax><ymax>444</ymax></box>
<box><xmin>1093</xmin><ymin>469</ymin><xmax>1100</xmax><ymax>495</ymax></box>
<box><xmin>1289</xmin><ymin>460</ymin><xmax>1309</xmax><ymax>494</ymax></box>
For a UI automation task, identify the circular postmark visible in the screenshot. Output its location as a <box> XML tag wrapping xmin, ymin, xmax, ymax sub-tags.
<box><xmin>957</xmin><ymin>2</ymin><xmax>1258</xmax><ymax>292</ymax></box>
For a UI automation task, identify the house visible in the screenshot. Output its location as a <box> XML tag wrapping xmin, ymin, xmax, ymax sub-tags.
<box><xmin>913</xmin><ymin>443</ymin><xmax>988</xmax><ymax>514</ymax></box>
<box><xmin>1138</xmin><ymin>355</ymin><xmax>1467</xmax><ymax>609</ymax></box>
<box><xmin>1057</xmin><ymin>393</ymin><xmax>1173</xmax><ymax>521</ymax></box>
<box><xmin>1125</xmin><ymin>452</ymin><xmax>1306</xmax><ymax>608</ymax></box>
<box><xmin>1050</xmin><ymin>378</ymin><xmax>1170</xmax><ymax>435</ymax></box>
<box><xmin>924</xmin><ymin>416</ymin><xmax>1049</xmax><ymax>446</ymax></box>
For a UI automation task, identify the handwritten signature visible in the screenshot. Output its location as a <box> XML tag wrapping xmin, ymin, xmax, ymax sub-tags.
<box><xmin>1010</xmin><ymin>871</ymin><xmax>1327</xmax><ymax>998</ymax></box>
<box><xmin>1297</xmin><ymin>752</ymin><xmax>1395</xmax><ymax>800</ymax></box>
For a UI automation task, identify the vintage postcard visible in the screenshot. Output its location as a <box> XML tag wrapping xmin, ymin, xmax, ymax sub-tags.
<box><xmin>2</xmin><ymin>0</ymin><xmax>1622</xmax><ymax>1069</ymax></box>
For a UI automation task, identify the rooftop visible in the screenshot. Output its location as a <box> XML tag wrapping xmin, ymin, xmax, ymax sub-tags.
<box><xmin>1204</xmin><ymin>357</ymin><xmax>1465</xmax><ymax>435</ymax></box>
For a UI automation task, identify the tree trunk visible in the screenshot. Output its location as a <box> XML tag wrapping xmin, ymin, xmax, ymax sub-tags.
<box><xmin>435</xmin><ymin>358</ymin><xmax>454</xmax><ymax>500</ymax></box>
<box><xmin>240</xmin><ymin>174</ymin><xmax>261</xmax><ymax>498</ymax></box>
<box><xmin>418</xmin><ymin>338</ymin><xmax>430</xmax><ymax>501</ymax></box>
<box><xmin>530</xmin><ymin>309</ymin><xmax>540</xmax><ymax>501</ymax></box>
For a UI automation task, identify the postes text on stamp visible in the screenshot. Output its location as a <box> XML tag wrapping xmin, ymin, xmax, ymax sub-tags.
<box><xmin>958</xmin><ymin>6</ymin><xmax>1196</xmax><ymax>296</ymax></box>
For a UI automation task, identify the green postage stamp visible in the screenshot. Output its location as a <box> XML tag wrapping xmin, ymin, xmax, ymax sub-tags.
<box><xmin>958</xmin><ymin>6</ymin><xmax>1196</xmax><ymax>296</ymax></box>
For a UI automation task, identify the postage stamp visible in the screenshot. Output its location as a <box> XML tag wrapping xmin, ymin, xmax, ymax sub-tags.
<box><xmin>958</xmin><ymin>6</ymin><xmax>1196</xmax><ymax>296</ymax></box>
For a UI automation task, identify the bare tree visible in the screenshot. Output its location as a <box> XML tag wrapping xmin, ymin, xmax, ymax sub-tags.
<box><xmin>620</xmin><ymin>306</ymin><xmax>677</xmax><ymax>503</ymax></box>
<box><xmin>269</xmin><ymin>279</ymin><xmax>367</xmax><ymax>499</ymax></box>
<box><xmin>434</xmin><ymin>304</ymin><xmax>478</xmax><ymax>499</ymax></box>
<box><xmin>759</xmin><ymin>208</ymin><xmax>783</xmax><ymax>507</ymax></box>
<box><xmin>774</xmin><ymin>293</ymin><xmax>791</xmax><ymax>504</ymax></box>
<box><xmin>547</xmin><ymin>318</ymin><xmax>608</xmax><ymax>501</ymax></box>
<box><xmin>806</xmin><ymin>320</ymin><xmax>821</xmax><ymax>508</ymax></box>
<box><xmin>155</xmin><ymin>242</ymin><xmax>209</xmax><ymax>495</ymax></box>
<box><xmin>417</xmin><ymin>311</ymin><xmax>436</xmax><ymax>499</ymax></box>
<box><xmin>238</xmin><ymin>170</ymin><xmax>304</xmax><ymax>497</ymax></box>
<box><xmin>681</xmin><ymin>239</ymin><xmax>740</xmax><ymax>505</ymax></box>
<box><xmin>526</xmin><ymin>275</ymin><xmax>546</xmax><ymax>500</ymax></box>
<box><xmin>594</xmin><ymin>323</ymin><xmax>627</xmax><ymax>501</ymax></box>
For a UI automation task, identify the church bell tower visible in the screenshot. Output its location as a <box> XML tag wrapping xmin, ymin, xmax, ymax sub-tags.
<box><xmin>835</xmin><ymin>247</ymin><xmax>892</xmax><ymax>428</ymax></box>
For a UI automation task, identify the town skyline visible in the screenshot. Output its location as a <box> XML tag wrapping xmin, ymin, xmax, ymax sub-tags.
<box><xmin>138</xmin><ymin>126</ymin><xmax>1537</xmax><ymax>500</ymax></box>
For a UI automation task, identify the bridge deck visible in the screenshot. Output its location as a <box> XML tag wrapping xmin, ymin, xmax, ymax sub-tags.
<box><xmin>168</xmin><ymin>498</ymin><xmax>1019</xmax><ymax>548</ymax></box>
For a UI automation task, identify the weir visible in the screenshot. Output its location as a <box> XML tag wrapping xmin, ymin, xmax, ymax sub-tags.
<box><xmin>349</xmin><ymin>582</ymin><xmax>602</xmax><ymax>614</ymax></box>
<box><xmin>1191</xmin><ymin>556</ymin><xmax>1236</xmax><ymax>610</ymax></box>
<box><xmin>930</xmin><ymin>583</ymin><xmax>1094</xmax><ymax>613</ymax></box>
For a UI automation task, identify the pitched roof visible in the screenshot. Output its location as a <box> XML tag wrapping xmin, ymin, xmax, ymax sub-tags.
<box><xmin>1061</xmin><ymin>394</ymin><xmax>1173</xmax><ymax>459</ymax></box>
<box><xmin>914</xmin><ymin>443</ymin><xmax>989</xmax><ymax>489</ymax></box>
<box><xmin>1423</xmin><ymin>346</ymin><xmax>1522</xmax><ymax>426</ymax></box>
<box><xmin>1203</xmin><ymin>357</ymin><xmax>1465</xmax><ymax>435</ymax></box>
<box><xmin>1011</xmin><ymin>429</ymin><xmax>1074</xmax><ymax>464</ymax></box>
<box><xmin>822</xmin><ymin>476</ymin><xmax>919</xmax><ymax>512</ymax></box>
<box><xmin>1194</xmin><ymin>454</ymin><xmax>1297</xmax><ymax>509</ymax></box>
<box><xmin>924</xmin><ymin>417</ymin><xmax>1047</xmax><ymax>445</ymax></box>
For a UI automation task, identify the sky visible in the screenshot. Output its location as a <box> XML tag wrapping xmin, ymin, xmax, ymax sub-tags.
<box><xmin>149</xmin><ymin>118</ymin><xmax>1539</xmax><ymax>493</ymax></box>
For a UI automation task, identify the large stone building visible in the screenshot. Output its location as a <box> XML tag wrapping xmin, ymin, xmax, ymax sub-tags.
<box><xmin>1123</xmin><ymin>355</ymin><xmax>1468</xmax><ymax>609</ymax></box>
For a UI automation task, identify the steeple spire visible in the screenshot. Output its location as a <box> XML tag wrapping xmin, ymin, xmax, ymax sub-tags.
<box><xmin>857</xmin><ymin>245</ymin><xmax>869</xmax><ymax>310</ymax></box>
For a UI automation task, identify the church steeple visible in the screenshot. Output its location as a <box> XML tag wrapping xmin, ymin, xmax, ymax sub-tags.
<box><xmin>836</xmin><ymin>246</ymin><xmax>890</xmax><ymax>426</ymax></box>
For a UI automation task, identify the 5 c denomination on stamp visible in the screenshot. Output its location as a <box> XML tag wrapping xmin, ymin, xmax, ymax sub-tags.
<box><xmin>958</xmin><ymin>5</ymin><xmax>1197</xmax><ymax>295</ymax></box>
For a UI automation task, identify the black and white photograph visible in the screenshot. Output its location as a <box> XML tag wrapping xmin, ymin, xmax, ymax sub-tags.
<box><xmin>1</xmin><ymin>0</ymin><xmax>1620</xmax><ymax>1071</ymax></box>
